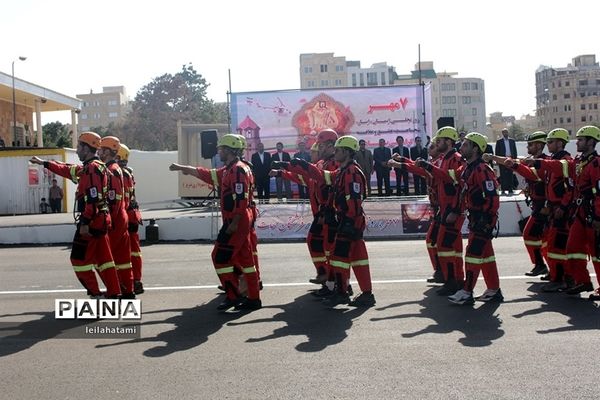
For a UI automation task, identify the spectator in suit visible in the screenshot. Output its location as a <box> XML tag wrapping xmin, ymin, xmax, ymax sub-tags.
<box><xmin>251</xmin><ymin>142</ymin><xmax>272</xmax><ymax>202</ymax></box>
<box><xmin>272</xmin><ymin>142</ymin><xmax>292</xmax><ymax>200</ymax></box>
<box><xmin>494</xmin><ymin>128</ymin><xmax>518</xmax><ymax>194</ymax></box>
<box><xmin>454</xmin><ymin>130</ymin><xmax>467</xmax><ymax>151</ymax></box>
<box><xmin>392</xmin><ymin>135</ymin><xmax>410</xmax><ymax>196</ymax></box>
<box><xmin>373</xmin><ymin>138</ymin><xmax>392</xmax><ymax>196</ymax></box>
<box><xmin>293</xmin><ymin>141</ymin><xmax>311</xmax><ymax>199</ymax></box>
<box><xmin>410</xmin><ymin>136</ymin><xmax>428</xmax><ymax>195</ymax></box>
<box><xmin>355</xmin><ymin>139</ymin><xmax>374</xmax><ymax>196</ymax></box>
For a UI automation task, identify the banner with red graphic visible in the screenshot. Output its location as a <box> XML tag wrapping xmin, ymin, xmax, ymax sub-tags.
<box><xmin>230</xmin><ymin>85</ymin><xmax>432</xmax><ymax>155</ymax></box>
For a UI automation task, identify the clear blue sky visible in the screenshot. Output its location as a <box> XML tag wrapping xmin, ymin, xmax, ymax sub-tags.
<box><xmin>2</xmin><ymin>0</ymin><xmax>598</xmax><ymax>124</ymax></box>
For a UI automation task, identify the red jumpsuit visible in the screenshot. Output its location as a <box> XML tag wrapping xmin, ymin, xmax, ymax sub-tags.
<box><xmin>565</xmin><ymin>151</ymin><xmax>600</xmax><ymax>288</ymax></box>
<box><xmin>122</xmin><ymin>167</ymin><xmax>143</xmax><ymax>283</ymax></box>
<box><xmin>403</xmin><ymin>157</ymin><xmax>442</xmax><ymax>276</ymax></box>
<box><xmin>105</xmin><ymin>161</ymin><xmax>134</xmax><ymax>295</ymax></box>
<box><xmin>511</xmin><ymin>157</ymin><xmax>549</xmax><ymax>268</ymax></box>
<box><xmin>240</xmin><ymin>159</ymin><xmax>260</xmax><ymax>282</ymax></box>
<box><xmin>460</xmin><ymin>158</ymin><xmax>500</xmax><ymax>293</ymax></box>
<box><xmin>534</xmin><ymin>150</ymin><xmax>574</xmax><ymax>283</ymax></box>
<box><xmin>45</xmin><ymin>158</ymin><xmax>121</xmax><ymax>297</ymax></box>
<box><xmin>287</xmin><ymin>159</ymin><xmax>372</xmax><ymax>294</ymax></box>
<box><xmin>195</xmin><ymin>161</ymin><xmax>260</xmax><ymax>302</ymax></box>
<box><xmin>423</xmin><ymin>149</ymin><xmax>466</xmax><ymax>288</ymax></box>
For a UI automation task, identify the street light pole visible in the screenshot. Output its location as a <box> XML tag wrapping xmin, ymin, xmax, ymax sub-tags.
<box><xmin>12</xmin><ymin>56</ymin><xmax>27</xmax><ymax>146</ymax></box>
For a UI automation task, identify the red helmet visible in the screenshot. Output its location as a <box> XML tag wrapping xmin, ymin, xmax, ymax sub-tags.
<box><xmin>316</xmin><ymin>129</ymin><xmax>338</xmax><ymax>144</ymax></box>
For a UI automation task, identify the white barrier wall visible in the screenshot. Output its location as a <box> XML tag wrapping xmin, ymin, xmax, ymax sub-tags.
<box><xmin>126</xmin><ymin>150</ymin><xmax>178</xmax><ymax>207</ymax></box>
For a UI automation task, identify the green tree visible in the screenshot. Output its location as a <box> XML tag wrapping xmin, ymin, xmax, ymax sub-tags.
<box><xmin>42</xmin><ymin>121</ymin><xmax>71</xmax><ymax>148</ymax></box>
<box><xmin>124</xmin><ymin>63</ymin><xmax>224</xmax><ymax>150</ymax></box>
<box><xmin>509</xmin><ymin>123</ymin><xmax>526</xmax><ymax>141</ymax></box>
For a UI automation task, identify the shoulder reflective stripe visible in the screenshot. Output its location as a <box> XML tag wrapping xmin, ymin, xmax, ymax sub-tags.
<box><xmin>529</xmin><ymin>167</ymin><xmax>541</xmax><ymax>181</ymax></box>
<box><xmin>547</xmin><ymin>252</ymin><xmax>569</xmax><ymax>261</ymax></box>
<box><xmin>73</xmin><ymin>264</ymin><xmax>95</xmax><ymax>272</ymax></box>
<box><xmin>311</xmin><ymin>256</ymin><xmax>327</xmax><ymax>263</ymax></box>
<box><xmin>345</xmin><ymin>194</ymin><xmax>351</xmax><ymax>200</ymax></box>
<box><xmin>324</xmin><ymin>171</ymin><xmax>332</xmax><ymax>185</ymax></box>
<box><xmin>97</xmin><ymin>261</ymin><xmax>116</xmax><ymax>272</ymax></box>
<box><xmin>567</xmin><ymin>253</ymin><xmax>589</xmax><ymax>260</ymax></box>
<box><xmin>210</xmin><ymin>169</ymin><xmax>219</xmax><ymax>188</ymax></box>
<box><xmin>131</xmin><ymin>252</ymin><xmax>142</xmax><ymax>257</ymax></box>
<box><xmin>559</xmin><ymin>160</ymin><xmax>569</xmax><ymax>177</ymax></box>
<box><xmin>523</xmin><ymin>240</ymin><xmax>543</xmax><ymax>247</ymax></box>
<box><xmin>330</xmin><ymin>260</ymin><xmax>351</xmax><ymax>269</ymax></box>
<box><xmin>115</xmin><ymin>194</ymin><xmax>123</xmax><ymax>200</ymax></box>
<box><xmin>426</xmin><ymin>242</ymin><xmax>436</xmax><ymax>249</ymax></box>
<box><xmin>298</xmin><ymin>175</ymin><xmax>306</xmax><ymax>186</ymax></box>
<box><xmin>216</xmin><ymin>266</ymin><xmax>234</xmax><ymax>275</ymax></box>
<box><xmin>233</xmin><ymin>193</ymin><xmax>248</xmax><ymax>200</ymax></box>
<box><xmin>115</xmin><ymin>263</ymin><xmax>132</xmax><ymax>270</ymax></box>
<box><xmin>70</xmin><ymin>165</ymin><xmax>79</xmax><ymax>183</ymax></box>
<box><xmin>325</xmin><ymin>250</ymin><xmax>330</xmax><ymax>256</ymax></box>
<box><xmin>465</xmin><ymin>255</ymin><xmax>496</xmax><ymax>264</ymax></box>
<box><xmin>242</xmin><ymin>266</ymin><xmax>256</xmax><ymax>274</ymax></box>
<box><xmin>448</xmin><ymin>169</ymin><xmax>458</xmax><ymax>184</ymax></box>
<box><xmin>592</xmin><ymin>256</ymin><xmax>600</xmax><ymax>263</ymax></box>
<box><xmin>351</xmin><ymin>259</ymin><xmax>369</xmax><ymax>267</ymax></box>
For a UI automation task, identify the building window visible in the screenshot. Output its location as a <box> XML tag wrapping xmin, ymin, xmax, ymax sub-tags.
<box><xmin>595</xmin><ymin>103</ymin><xmax>598</xmax><ymax>109</ymax></box>
<box><xmin>552</xmin><ymin>94</ymin><xmax>557</xmax><ymax>100</ymax></box>
<box><xmin>462</xmin><ymin>82</ymin><xmax>470</xmax><ymax>90</ymax></box>
<box><xmin>565</xmin><ymin>81</ymin><xmax>570</xmax><ymax>87</ymax></box>
<box><xmin>381</xmin><ymin>72</ymin><xmax>386</xmax><ymax>86</ymax></box>
<box><xmin>107</xmin><ymin>100</ymin><xmax>118</xmax><ymax>106</ymax></box>
<box><xmin>471</xmin><ymin>82</ymin><xmax>478</xmax><ymax>90</ymax></box>
<box><xmin>80</xmin><ymin>114</ymin><xmax>88</xmax><ymax>120</ymax></box>
<box><xmin>108</xmin><ymin>112</ymin><xmax>118</xmax><ymax>118</ymax></box>
<box><xmin>334</xmin><ymin>79</ymin><xmax>342</xmax><ymax>86</ymax></box>
<box><xmin>307</xmin><ymin>80</ymin><xmax>314</xmax><ymax>87</ymax></box>
<box><xmin>320</xmin><ymin>64</ymin><xmax>328</xmax><ymax>73</ymax></box>
<box><xmin>93</xmin><ymin>113</ymin><xmax>100</xmax><ymax>119</ymax></box>
<box><xmin>359</xmin><ymin>73</ymin><xmax>364</xmax><ymax>86</ymax></box>
<box><xmin>335</xmin><ymin>65</ymin><xmax>343</xmax><ymax>72</ymax></box>
<box><xmin>366</xmin><ymin>72</ymin><xmax>378</xmax><ymax>86</ymax></box>
<box><xmin>352</xmin><ymin>74</ymin><xmax>357</xmax><ymax>87</ymax></box>
<box><xmin>441</xmin><ymin>83</ymin><xmax>456</xmax><ymax>91</ymax></box>
<box><xmin>82</xmin><ymin>101</ymin><xmax>88</xmax><ymax>107</ymax></box>
<box><xmin>462</xmin><ymin>96</ymin><xmax>471</xmax><ymax>104</ymax></box>
<box><xmin>442</xmin><ymin>109</ymin><xmax>457</xmax><ymax>117</ymax></box>
<box><xmin>582</xmin><ymin>116</ymin><xmax>587</xmax><ymax>122</ymax></box>
<box><xmin>320</xmin><ymin>80</ymin><xmax>329</xmax><ymax>87</ymax></box>
<box><xmin>472</xmin><ymin>107</ymin><xmax>477</xmax><ymax>116</ymax></box>
<box><xmin>580</xmin><ymin>92</ymin><xmax>586</xmax><ymax>97</ymax></box>
<box><xmin>564</xmin><ymin>93</ymin><xmax>570</xmax><ymax>99</ymax></box>
<box><xmin>560</xmin><ymin>117</ymin><xmax>564</xmax><ymax>124</ymax></box>
<box><xmin>303</xmin><ymin>66</ymin><xmax>312</xmax><ymax>74</ymax></box>
<box><xmin>579</xmin><ymin>80</ymin><xmax>588</xmax><ymax>86</ymax></box>
<box><xmin>553</xmin><ymin>118</ymin><xmax>557</xmax><ymax>124</ymax></box>
<box><xmin>581</xmin><ymin>104</ymin><xmax>586</xmax><ymax>110</ymax></box>
<box><xmin>442</xmin><ymin>96</ymin><xmax>456</xmax><ymax>104</ymax></box>
<box><xmin>567</xmin><ymin>117</ymin><xmax>571</xmax><ymax>123</ymax></box>
<box><xmin>558</xmin><ymin>81</ymin><xmax>562</xmax><ymax>87</ymax></box>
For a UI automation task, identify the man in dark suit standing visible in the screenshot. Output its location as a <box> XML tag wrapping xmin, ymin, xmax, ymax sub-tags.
<box><xmin>494</xmin><ymin>128</ymin><xmax>518</xmax><ymax>194</ymax></box>
<box><xmin>293</xmin><ymin>141</ymin><xmax>311</xmax><ymax>199</ymax></box>
<box><xmin>410</xmin><ymin>136</ymin><xmax>428</xmax><ymax>195</ymax></box>
<box><xmin>373</xmin><ymin>138</ymin><xmax>392</xmax><ymax>196</ymax></box>
<box><xmin>251</xmin><ymin>142</ymin><xmax>272</xmax><ymax>203</ymax></box>
<box><xmin>355</xmin><ymin>139</ymin><xmax>374</xmax><ymax>196</ymax></box>
<box><xmin>272</xmin><ymin>142</ymin><xmax>292</xmax><ymax>200</ymax></box>
<box><xmin>392</xmin><ymin>135</ymin><xmax>410</xmax><ymax>196</ymax></box>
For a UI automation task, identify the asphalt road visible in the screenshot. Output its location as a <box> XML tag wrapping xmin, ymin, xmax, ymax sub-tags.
<box><xmin>0</xmin><ymin>238</ymin><xmax>599</xmax><ymax>400</ymax></box>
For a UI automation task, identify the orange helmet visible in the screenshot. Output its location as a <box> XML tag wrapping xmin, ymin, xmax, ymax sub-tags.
<box><xmin>78</xmin><ymin>131</ymin><xmax>101</xmax><ymax>149</ymax></box>
<box><xmin>100</xmin><ymin>136</ymin><xmax>121</xmax><ymax>151</ymax></box>
<box><xmin>316</xmin><ymin>129</ymin><xmax>338</xmax><ymax>144</ymax></box>
<box><xmin>117</xmin><ymin>144</ymin><xmax>130</xmax><ymax>161</ymax></box>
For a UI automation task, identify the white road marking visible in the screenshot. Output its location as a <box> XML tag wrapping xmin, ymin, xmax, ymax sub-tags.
<box><xmin>0</xmin><ymin>274</ymin><xmax>594</xmax><ymax>295</ymax></box>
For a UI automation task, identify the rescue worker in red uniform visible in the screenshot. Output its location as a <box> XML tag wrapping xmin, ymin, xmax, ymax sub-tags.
<box><xmin>117</xmin><ymin>143</ymin><xmax>145</xmax><ymax>294</ymax></box>
<box><xmin>415</xmin><ymin>127</ymin><xmax>466</xmax><ymax>295</ymax></box>
<box><xmin>448</xmin><ymin>133</ymin><xmax>503</xmax><ymax>305</ymax></box>
<box><xmin>169</xmin><ymin>134</ymin><xmax>261</xmax><ymax>311</ymax></box>
<box><xmin>524</xmin><ymin>128</ymin><xmax>574</xmax><ymax>292</ymax></box>
<box><xmin>271</xmin><ymin>138</ymin><xmax>334</xmax><ymax>289</ymax></box>
<box><xmin>30</xmin><ymin>132</ymin><xmax>121</xmax><ymax>298</ymax></box>
<box><xmin>276</xmin><ymin>135</ymin><xmax>375</xmax><ymax>307</ymax></box>
<box><xmin>388</xmin><ymin>138</ymin><xmax>444</xmax><ymax>283</ymax></box>
<box><xmin>562</xmin><ymin>126</ymin><xmax>600</xmax><ymax>298</ymax></box>
<box><xmin>483</xmin><ymin>131</ymin><xmax>550</xmax><ymax>277</ymax></box>
<box><xmin>99</xmin><ymin>136</ymin><xmax>135</xmax><ymax>299</ymax></box>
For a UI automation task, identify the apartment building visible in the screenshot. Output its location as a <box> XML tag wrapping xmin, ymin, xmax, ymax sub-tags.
<box><xmin>536</xmin><ymin>54</ymin><xmax>600</xmax><ymax>136</ymax></box>
<box><xmin>77</xmin><ymin>86</ymin><xmax>129</xmax><ymax>132</ymax></box>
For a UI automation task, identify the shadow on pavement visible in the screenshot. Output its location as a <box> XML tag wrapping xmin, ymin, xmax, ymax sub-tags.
<box><xmin>511</xmin><ymin>282</ymin><xmax>600</xmax><ymax>333</ymax></box>
<box><xmin>371</xmin><ymin>287</ymin><xmax>505</xmax><ymax>347</ymax></box>
<box><xmin>228</xmin><ymin>292</ymin><xmax>368</xmax><ymax>352</ymax></box>
<box><xmin>95</xmin><ymin>296</ymin><xmax>249</xmax><ymax>357</ymax></box>
<box><xmin>0</xmin><ymin>311</ymin><xmax>89</xmax><ymax>357</ymax></box>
